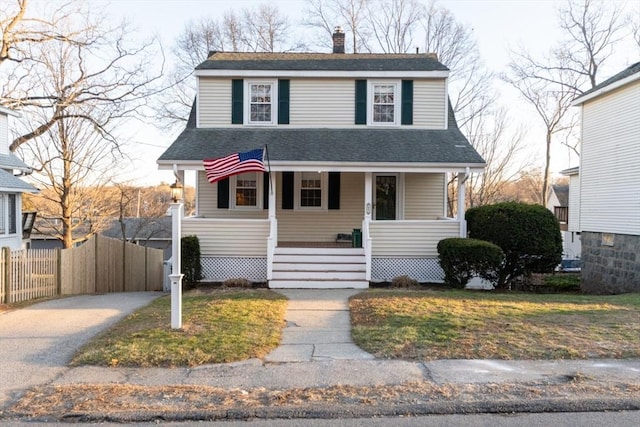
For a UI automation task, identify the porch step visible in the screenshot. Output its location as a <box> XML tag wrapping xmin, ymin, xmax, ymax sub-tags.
<box><xmin>270</xmin><ymin>246</ymin><xmax>367</xmax><ymax>289</ymax></box>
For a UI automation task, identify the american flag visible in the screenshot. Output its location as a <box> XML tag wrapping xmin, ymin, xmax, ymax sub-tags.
<box><xmin>203</xmin><ymin>148</ymin><xmax>266</xmax><ymax>183</ymax></box>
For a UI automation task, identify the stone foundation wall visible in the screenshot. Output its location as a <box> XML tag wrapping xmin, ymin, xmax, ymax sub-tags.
<box><xmin>581</xmin><ymin>231</ymin><xmax>640</xmax><ymax>294</ymax></box>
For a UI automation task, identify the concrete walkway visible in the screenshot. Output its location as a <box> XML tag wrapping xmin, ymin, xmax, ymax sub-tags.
<box><xmin>265</xmin><ymin>289</ymin><xmax>374</xmax><ymax>362</ymax></box>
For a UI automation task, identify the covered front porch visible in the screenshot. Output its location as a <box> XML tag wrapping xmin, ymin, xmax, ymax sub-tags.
<box><xmin>179</xmin><ymin>168</ymin><xmax>473</xmax><ymax>287</ymax></box>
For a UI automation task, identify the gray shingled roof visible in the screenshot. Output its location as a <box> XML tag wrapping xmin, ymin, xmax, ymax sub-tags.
<box><xmin>159</xmin><ymin>126</ymin><xmax>484</xmax><ymax>165</ymax></box>
<box><xmin>0</xmin><ymin>152</ymin><xmax>32</xmax><ymax>172</ymax></box>
<box><xmin>197</xmin><ymin>52</ymin><xmax>448</xmax><ymax>72</ymax></box>
<box><xmin>552</xmin><ymin>184</ymin><xmax>569</xmax><ymax>207</ymax></box>
<box><xmin>101</xmin><ymin>217</ymin><xmax>172</xmax><ymax>240</ymax></box>
<box><xmin>574</xmin><ymin>61</ymin><xmax>640</xmax><ymax>102</ymax></box>
<box><xmin>0</xmin><ymin>169</ymin><xmax>38</xmax><ymax>192</ymax></box>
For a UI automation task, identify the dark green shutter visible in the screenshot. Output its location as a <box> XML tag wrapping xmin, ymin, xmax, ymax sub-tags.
<box><xmin>263</xmin><ymin>172</ymin><xmax>270</xmax><ymax>210</ymax></box>
<box><xmin>217</xmin><ymin>178</ymin><xmax>229</xmax><ymax>209</ymax></box>
<box><xmin>278</xmin><ymin>79</ymin><xmax>290</xmax><ymax>124</ymax></box>
<box><xmin>401</xmin><ymin>80</ymin><xmax>413</xmax><ymax>125</ymax></box>
<box><xmin>231</xmin><ymin>79</ymin><xmax>243</xmax><ymax>124</ymax></box>
<box><xmin>328</xmin><ymin>172</ymin><xmax>340</xmax><ymax>210</ymax></box>
<box><xmin>282</xmin><ymin>172</ymin><xmax>294</xmax><ymax>209</ymax></box>
<box><xmin>355</xmin><ymin>80</ymin><xmax>367</xmax><ymax>125</ymax></box>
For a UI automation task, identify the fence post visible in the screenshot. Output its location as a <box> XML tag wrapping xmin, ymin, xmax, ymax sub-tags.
<box><xmin>3</xmin><ymin>247</ymin><xmax>10</xmax><ymax>304</ymax></box>
<box><xmin>56</xmin><ymin>248</ymin><xmax>62</xmax><ymax>295</ymax></box>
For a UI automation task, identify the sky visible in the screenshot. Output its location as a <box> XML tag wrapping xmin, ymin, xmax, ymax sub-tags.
<box><xmin>94</xmin><ymin>0</ymin><xmax>640</xmax><ymax>186</ymax></box>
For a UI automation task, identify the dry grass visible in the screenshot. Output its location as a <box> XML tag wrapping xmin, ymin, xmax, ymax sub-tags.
<box><xmin>350</xmin><ymin>289</ymin><xmax>640</xmax><ymax>360</ymax></box>
<box><xmin>71</xmin><ymin>289</ymin><xmax>288</xmax><ymax>367</ymax></box>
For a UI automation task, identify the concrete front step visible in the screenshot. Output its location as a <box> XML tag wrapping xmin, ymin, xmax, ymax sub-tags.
<box><xmin>268</xmin><ymin>280</ymin><xmax>369</xmax><ymax>289</ymax></box>
<box><xmin>273</xmin><ymin>254</ymin><xmax>365</xmax><ymax>264</ymax></box>
<box><xmin>271</xmin><ymin>271</ymin><xmax>366</xmax><ymax>280</ymax></box>
<box><xmin>273</xmin><ymin>263</ymin><xmax>365</xmax><ymax>272</ymax></box>
<box><xmin>274</xmin><ymin>247</ymin><xmax>364</xmax><ymax>256</ymax></box>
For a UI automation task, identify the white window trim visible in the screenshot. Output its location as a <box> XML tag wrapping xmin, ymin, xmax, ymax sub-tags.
<box><xmin>244</xmin><ymin>79</ymin><xmax>278</xmax><ymax>126</ymax></box>
<box><xmin>294</xmin><ymin>172</ymin><xmax>328</xmax><ymax>211</ymax></box>
<box><xmin>367</xmin><ymin>80</ymin><xmax>401</xmax><ymax>126</ymax></box>
<box><xmin>230</xmin><ymin>172</ymin><xmax>263</xmax><ymax>210</ymax></box>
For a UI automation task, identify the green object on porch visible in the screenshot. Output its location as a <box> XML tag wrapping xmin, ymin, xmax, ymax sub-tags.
<box><xmin>352</xmin><ymin>229</ymin><xmax>362</xmax><ymax>248</ymax></box>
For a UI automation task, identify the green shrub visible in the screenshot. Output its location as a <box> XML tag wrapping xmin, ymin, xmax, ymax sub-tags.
<box><xmin>437</xmin><ymin>238</ymin><xmax>504</xmax><ymax>288</ymax></box>
<box><xmin>391</xmin><ymin>275</ymin><xmax>419</xmax><ymax>288</ymax></box>
<box><xmin>181</xmin><ymin>235</ymin><xmax>202</xmax><ymax>289</ymax></box>
<box><xmin>466</xmin><ymin>202</ymin><xmax>562</xmax><ymax>290</ymax></box>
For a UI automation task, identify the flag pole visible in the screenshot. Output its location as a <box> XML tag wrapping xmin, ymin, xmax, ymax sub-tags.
<box><xmin>264</xmin><ymin>145</ymin><xmax>273</xmax><ymax>195</ymax></box>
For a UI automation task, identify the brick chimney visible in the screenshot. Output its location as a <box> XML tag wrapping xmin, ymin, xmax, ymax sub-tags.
<box><xmin>332</xmin><ymin>26</ymin><xmax>345</xmax><ymax>54</ymax></box>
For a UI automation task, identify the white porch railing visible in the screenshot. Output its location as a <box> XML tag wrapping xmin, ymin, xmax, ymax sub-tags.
<box><xmin>181</xmin><ymin>218</ymin><xmax>270</xmax><ymax>257</ymax></box>
<box><xmin>368</xmin><ymin>219</ymin><xmax>461</xmax><ymax>258</ymax></box>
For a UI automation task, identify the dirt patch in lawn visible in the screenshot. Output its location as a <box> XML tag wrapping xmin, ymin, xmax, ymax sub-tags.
<box><xmin>6</xmin><ymin>379</ymin><xmax>640</xmax><ymax>421</ymax></box>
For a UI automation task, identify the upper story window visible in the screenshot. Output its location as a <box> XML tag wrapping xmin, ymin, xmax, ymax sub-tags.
<box><xmin>246</xmin><ymin>80</ymin><xmax>277</xmax><ymax>125</ymax></box>
<box><xmin>367</xmin><ymin>81</ymin><xmax>400</xmax><ymax>126</ymax></box>
<box><xmin>232</xmin><ymin>172</ymin><xmax>261</xmax><ymax>209</ymax></box>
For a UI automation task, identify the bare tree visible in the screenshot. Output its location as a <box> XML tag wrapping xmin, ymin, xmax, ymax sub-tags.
<box><xmin>365</xmin><ymin>0</ymin><xmax>425</xmax><ymax>53</ymax></box>
<box><xmin>159</xmin><ymin>3</ymin><xmax>300</xmax><ymax>129</ymax></box>
<box><xmin>23</xmin><ymin>112</ymin><xmax>121</xmax><ymax>248</ymax></box>
<box><xmin>304</xmin><ymin>0</ymin><xmax>371</xmax><ymax>53</ymax></box>
<box><xmin>1</xmin><ymin>2</ymin><xmax>164</xmax><ymax>152</ymax></box>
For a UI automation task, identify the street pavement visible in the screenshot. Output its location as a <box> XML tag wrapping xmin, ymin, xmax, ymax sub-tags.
<box><xmin>1</xmin><ymin>289</ymin><xmax>640</xmax><ymax>423</ymax></box>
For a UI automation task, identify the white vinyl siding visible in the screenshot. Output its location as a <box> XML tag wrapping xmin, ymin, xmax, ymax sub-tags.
<box><xmin>0</xmin><ymin>114</ymin><xmax>8</xmax><ymax>153</ymax></box>
<box><xmin>198</xmin><ymin>77</ymin><xmax>232</xmax><ymax>127</ymax></box>
<box><xmin>182</xmin><ymin>218</ymin><xmax>269</xmax><ymax>257</ymax></box>
<box><xmin>196</xmin><ymin>171</ymin><xmax>267</xmax><ymax>219</ymax></box>
<box><xmin>289</xmin><ymin>79</ymin><xmax>354</xmax><ymax>126</ymax></box>
<box><xmin>413</xmin><ymin>79</ymin><xmax>446</xmax><ymax>128</ymax></box>
<box><xmin>568</xmin><ymin>173</ymin><xmax>580</xmax><ymax>232</ymax></box>
<box><xmin>278</xmin><ymin>172</ymin><xmax>364</xmax><ymax>242</ymax></box>
<box><xmin>370</xmin><ymin>220</ymin><xmax>460</xmax><ymax>257</ymax></box>
<box><xmin>404</xmin><ymin>173</ymin><xmax>445</xmax><ymax>219</ymax></box>
<box><xmin>580</xmin><ymin>80</ymin><xmax>640</xmax><ymax>235</ymax></box>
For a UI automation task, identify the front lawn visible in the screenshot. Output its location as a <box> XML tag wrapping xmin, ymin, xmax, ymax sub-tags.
<box><xmin>350</xmin><ymin>289</ymin><xmax>640</xmax><ymax>360</ymax></box>
<box><xmin>71</xmin><ymin>289</ymin><xmax>288</xmax><ymax>367</ymax></box>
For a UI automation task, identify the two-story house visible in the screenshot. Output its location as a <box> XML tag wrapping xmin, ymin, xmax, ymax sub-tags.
<box><xmin>0</xmin><ymin>106</ymin><xmax>38</xmax><ymax>250</ymax></box>
<box><xmin>547</xmin><ymin>183</ymin><xmax>581</xmax><ymax>260</ymax></box>
<box><xmin>571</xmin><ymin>61</ymin><xmax>640</xmax><ymax>293</ymax></box>
<box><xmin>158</xmin><ymin>29</ymin><xmax>485</xmax><ymax>288</ymax></box>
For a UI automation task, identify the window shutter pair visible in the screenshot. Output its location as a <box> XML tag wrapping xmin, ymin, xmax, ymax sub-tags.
<box><xmin>217</xmin><ymin>173</ymin><xmax>270</xmax><ymax>209</ymax></box>
<box><xmin>354</xmin><ymin>80</ymin><xmax>413</xmax><ymax>125</ymax></box>
<box><xmin>281</xmin><ymin>172</ymin><xmax>340</xmax><ymax>210</ymax></box>
<box><xmin>231</xmin><ymin>79</ymin><xmax>289</xmax><ymax>124</ymax></box>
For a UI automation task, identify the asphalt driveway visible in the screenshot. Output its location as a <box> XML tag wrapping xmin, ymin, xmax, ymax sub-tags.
<box><xmin>0</xmin><ymin>292</ymin><xmax>162</xmax><ymax>407</ymax></box>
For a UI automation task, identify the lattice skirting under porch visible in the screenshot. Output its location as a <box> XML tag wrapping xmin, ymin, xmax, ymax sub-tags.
<box><xmin>201</xmin><ymin>257</ymin><xmax>267</xmax><ymax>283</ymax></box>
<box><xmin>371</xmin><ymin>258</ymin><xmax>444</xmax><ymax>283</ymax></box>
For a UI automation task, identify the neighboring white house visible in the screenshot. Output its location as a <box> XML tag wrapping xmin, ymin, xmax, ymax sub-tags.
<box><xmin>571</xmin><ymin>61</ymin><xmax>640</xmax><ymax>293</ymax></box>
<box><xmin>0</xmin><ymin>106</ymin><xmax>39</xmax><ymax>250</ymax></box>
<box><xmin>157</xmin><ymin>29</ymin><xmax>485</xmax><ymax>288</ymax></box>
<box><xmin>546</xmin><ymin>183</ymin><xmax>581</xmax><ymax>260</ymax></box>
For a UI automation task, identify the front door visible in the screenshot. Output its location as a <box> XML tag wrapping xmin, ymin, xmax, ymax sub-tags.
<box><xmin>375</xmin><ymin>175</ymin><xmax>397</xmax><ymax>220</ymax></box>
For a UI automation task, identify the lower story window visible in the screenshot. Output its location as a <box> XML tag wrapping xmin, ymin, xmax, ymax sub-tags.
<box><xmin>300</xmin><ymin>172</ymin><xmax>322</xmax><ymax>208</ymax></box>
<box><xmin>0</xmin><ymin>194</ymin><xmax>17</xmax><ymax>235</ymax></box>
<box><xmin>234</xmin><ymin>172</ymin><xmax>258</xmax><ymax>208</ymax></box>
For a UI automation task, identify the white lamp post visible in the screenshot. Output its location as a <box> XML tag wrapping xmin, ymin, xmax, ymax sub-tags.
<box><xmin>169</xmin><ymin>180</ymin><xmax>184</xmax><ymax>329</ymax></box>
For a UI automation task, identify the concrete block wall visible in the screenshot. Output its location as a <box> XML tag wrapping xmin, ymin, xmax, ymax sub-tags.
<box><xmin>581</xmin><ymin>231</ymin><xmax>640</xmax><ymax>294</ymax></box>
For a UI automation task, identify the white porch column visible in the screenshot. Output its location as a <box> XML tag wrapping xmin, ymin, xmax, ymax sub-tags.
<box><xmin>457</xmin><ymin>171</ymin><xmax>467</xmax><ymax>237</ymax></box>
<box><xmin>363</xmin><ymin>172</ymin><xmax>373</xmax><ymax>280</ymax></box>
<box><xmin>169</xmin><ymin>202</ymin><xmax>184</xmax><ymax>329</ymax></box>
<box><xmin>267</xmin><ymin>173</ymin><xmax>277</xmax><ymax>280</ymax></box>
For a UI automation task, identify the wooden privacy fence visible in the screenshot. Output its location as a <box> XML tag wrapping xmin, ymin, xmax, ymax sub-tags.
<box><xmin>1</xmin><ymin>235</ymin><xmax>164</xmax><ymax>304</ymax></box>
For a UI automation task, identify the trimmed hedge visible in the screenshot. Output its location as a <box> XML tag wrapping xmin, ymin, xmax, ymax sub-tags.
<box><xmin>181</xmin><ymin>235</ymin><xmax>202</xmax><ymax>289</ymax></box>
<box><xmin>466</xmin><ymin>202</ymin><xmax>562</xmax><ymax>290</ymax></box>
<box><xmin>437</xmin><ymin>238</ymin><xmax>504</xmax><ymax>288</ymax></box>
